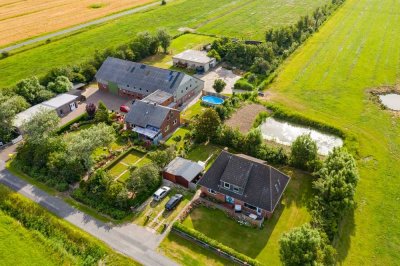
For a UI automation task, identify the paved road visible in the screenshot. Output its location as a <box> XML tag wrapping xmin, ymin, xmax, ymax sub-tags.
<box><xmin>0</xmin><ymin>0</ymin><xmax>171</xmax><ymax>53</ymax></box>
<box><xmin>0</xmin><ymin>160</ymin><xmax>178</xmax><ymax>266</ymax></box>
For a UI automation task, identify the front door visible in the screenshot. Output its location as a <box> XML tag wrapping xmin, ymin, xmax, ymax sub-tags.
<box><xmin>225</xmin><ymin>195</ymin><xmax>234</xmax><ymax>204</ymax></box>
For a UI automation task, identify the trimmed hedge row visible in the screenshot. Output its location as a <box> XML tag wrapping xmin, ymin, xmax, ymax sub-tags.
<box><xmin>173</xmin><ymin>222</ymin><xmax>261</xmax><ymax>266</ymax></box>
<box><xmin>57</xmin><ymin>113</ymin><xmax>90</xmax><ymax>134</ymax></box>
<box><xmin>101</xmin><ymin>146</ymin><xmax>146</xmax><ymax>171</ymax></box>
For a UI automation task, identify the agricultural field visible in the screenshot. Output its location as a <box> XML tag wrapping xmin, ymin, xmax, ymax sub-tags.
<box><xmin>267</xmin><ymin>0</ymin><xmax>400</xmax><ymax>264</ymax></box>
<box><xmin>0</xmin><ymin>0</ymin><xmax>331</xmax><ymax>88</ymax></box>
<box><xmin>0</xmin><ymin>0</ymin><xmax>154</xmax><ymax>47</ymax></box>
<box><xmin>0</xmin><ymin>211</ymin><xmax>62</xmax><ymax>266</ymax></box>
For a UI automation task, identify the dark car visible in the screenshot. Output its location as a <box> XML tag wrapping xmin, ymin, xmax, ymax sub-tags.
<box><xmin>165</xmin><ymin>194</ymin><xmax>183</xmax><ymax>211</ymax></box>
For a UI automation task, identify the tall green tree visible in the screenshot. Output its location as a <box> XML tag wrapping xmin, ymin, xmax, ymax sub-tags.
<box><xmin>311</xmin><ymin>148</ymin><xmax>359</xmax><ymax>240</ymax></box>
<box><xmin>148</xmin><ymin>146</ymin><xmax>175</xmax><ymax>168</ymax></box>
<box><xmin>0</xmin><ymin>94</ymin><xmax>30</xmax><ymax>142</ymax></box>
<box><xmin>128</xmin><ymin>163</ymin><xmax>161</xmax><ymax>196</ymax></box>
<box><xmin>290</xmin><ymin>134</ymin><xmax>318</xmax><ymax>171</ymax></box>
<box><xmin>157</xmin><ymin>28</ymin><xmax>171</xmax><ymax>54</ymax></box>
<box><xmin>95</xmin><ymin>101</ymin><xmax>110</xmax><ymax>123</ymax></box>
<box><xmin>22</xmin><ymin>109</ymin><xmax>60</xmax><ymax>145</ymax></box>
<box><xmin>279</xmin><ymin>224</ymin><xmax>336</xmax><ymax>266</ymax></box>
<box><xmin>15</xmin><ymin>77</ymin><xmax>53</xmax><ymax>104</ymax></box>
<box><xmin>47</xmin><ymin>76</ymin><xmax>73</xmax><ymax>93</ymax></box>
<box><xmin>213</xmin><ymin>79</ymin><xmax>226</xmax><ymax>93</ymax></box>
<box><xmin>194</xmin><ymin>108</ymin><xmax>221</xmax><ymax>143</ymax></box>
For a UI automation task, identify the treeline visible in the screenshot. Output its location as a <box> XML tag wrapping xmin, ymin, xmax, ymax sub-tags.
<box><xmin>0</xmin><ymin>29</ymin><xmax>171</xmax><ymax>143</ymax></box>
<box><xmin>209</xmin><ymin>0</ymin><xmax>346</xmax><ymax>76</ymax></box>
<box><xmin>0</xmin><ymin>185</ymin><xmax>137</xmax><ymax>266</ymax></box>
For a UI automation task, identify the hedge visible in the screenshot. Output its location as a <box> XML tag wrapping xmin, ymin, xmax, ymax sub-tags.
<box><xmin>173</xmin><ymin>222</ymin><xmax>261</xmax><ymax>266</ymax></box>
<box><xmin>57</xmin><ymin>113</ymin><xmax>90</xmax><ymax>134</ymax></box>
<box><xmin>101</xmin><ymin>146</ymin><xmax>146</xmax><ymax>171</ymax></box>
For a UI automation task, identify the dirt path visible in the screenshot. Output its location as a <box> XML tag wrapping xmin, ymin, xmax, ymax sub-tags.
<box><xmin>225</xmin><ymin>103</ymin><xmax>267</xmax><ymax>133</ymax></box>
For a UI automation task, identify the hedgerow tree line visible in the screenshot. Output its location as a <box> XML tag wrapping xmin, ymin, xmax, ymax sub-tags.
<box><xmin>192</xmin><ymin>108</ymin><xmax>358</xmax><ymax>265</ymax></box>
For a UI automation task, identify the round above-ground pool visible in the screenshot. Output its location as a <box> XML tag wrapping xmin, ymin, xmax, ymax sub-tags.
<box><xmin>201</xmin><ymin>95</ymin><xmax>224</xmax><ymax>105</ymax></box>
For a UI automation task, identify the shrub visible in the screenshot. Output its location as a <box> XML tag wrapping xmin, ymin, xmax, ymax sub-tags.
<box><xmin>290</xmin><ymin>134</ymin><xmax>318</xmax><ymax>171</ymax></box>
<box><xmin>234</xmin><ymin>79</ymin><xmax>254</xmax><ymax>91</ymax></box>
<box><xmin>213</xmin><ymin>79</ymin><xmax>226</xmax><ymax>93</ymax></box>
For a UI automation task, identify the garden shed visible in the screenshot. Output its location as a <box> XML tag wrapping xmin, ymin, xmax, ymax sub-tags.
<box><xmin>163</xmin><ymin>157</ymin><xmax>204</xmax><ymax>189</ymax></box>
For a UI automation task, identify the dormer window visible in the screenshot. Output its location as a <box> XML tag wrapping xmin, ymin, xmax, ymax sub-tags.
<box><xmin>233</xmin><ymin>186</ymin><xmax>239</xmax><ymax>193</ymax></box>
<box><xmin>223</xmin><ymin>182</ymin><xmax>230</xmax><ymax>189</ymax></box>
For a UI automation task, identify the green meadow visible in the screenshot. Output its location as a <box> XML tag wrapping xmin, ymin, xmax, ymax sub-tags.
<box><xmin>268</xmin><ymin>0</ymin><xmax>400</xmax><ymax>264</ymax></box>
<box><xmin>0</xmin><ymin>0</ymin><xmax>329</xmax><ymax>88</ymax></box>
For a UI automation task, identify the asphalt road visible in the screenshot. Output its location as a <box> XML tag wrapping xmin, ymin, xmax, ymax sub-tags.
<box><xmin>0</xmin><ymin>0</ymin><xmax>171</xmax><ymax>53</ymax></box>
<box><xmin>0</xmin><ymin>160</ymin><xmax>178</xmax><ymax>266</ymax></box>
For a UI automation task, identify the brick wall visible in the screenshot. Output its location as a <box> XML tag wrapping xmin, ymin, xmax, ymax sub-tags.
<box><xmin>160</xmin><ymin>109</ymin><xmax>180</xmax><ymax>138</ymax></box>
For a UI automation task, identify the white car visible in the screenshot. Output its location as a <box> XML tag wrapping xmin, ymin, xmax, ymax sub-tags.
<box><xmin>153</xmin><ymin>186</ymin><xmax>171</xmax><ymax>201</ymax></box>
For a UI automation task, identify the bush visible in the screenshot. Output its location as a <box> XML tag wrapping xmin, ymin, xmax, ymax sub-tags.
<box><xmin>290</xmin><ymin>134</ymin><xmax>318</xmax><ymax>171</ymax></box>
<box><xmin>173</xmin><ymin>222</ymin><xmax>261</xmax><ymax>266</ymax></box>
<box><xmin>57</xmin><ymin>113</ymin><xmax>89</xmax><ymax>134</ymax></box>
<box><xmin>233</xmin><ymin>79</ymin><xmax>254</xmax><ymax>91</ymax></box>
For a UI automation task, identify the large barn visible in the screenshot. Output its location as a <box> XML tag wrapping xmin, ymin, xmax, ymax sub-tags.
<box><xmin>95</xmin><ymin>57</ymin><xmax>204</xmax><ymax>107</ymax></box>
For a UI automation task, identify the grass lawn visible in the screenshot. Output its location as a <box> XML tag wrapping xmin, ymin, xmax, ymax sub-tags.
<box><xmin>107</xmin><ymin>150</ymin><xmax>148</xmax><ymax>180</ymax></box>
<box><xmin>181</xmin><ymin>101</ymin><xmax>209</xmax><ymax>121</ymax></box>
<box><xmin>187</xmin><ymin>143</ymin><xmax>220</xmax><ymax>163</ymax></box>
<box><xmin>159</xmin><ymin>232</ymin><xmax>231</xmax><ymax>266</ymax></box>
<box><xmin>179</xmin><ymin>168</ymin><xmax>312</xmax><ymax>264</ymax></box>
<box><xmin>166</xmin><ymin>127</ymin><xmax>191</xmax><ymax>149</ymax></box>
<box><xmin>0</xmin><ymin>211</ymin><xmax>62</xmax><ymax>266</ymax></box>
<box><xmin>0</xmin><ymin>0</ymin><xmax>331</xmax><ymax>88</ymax></box>
<box><xmin>267</xmin><ymin>0</ymin><xmax>400</xmax><ymax>264</ymax></box>
<box><xmin>132</xmin><ymin>187</ymin><xmax>193</xmax><ymax>227</ymax></box>
<box><xmin>142</xmin><ymin>34</ymin><xmax>215</xmax><ymax>69</ymax></box>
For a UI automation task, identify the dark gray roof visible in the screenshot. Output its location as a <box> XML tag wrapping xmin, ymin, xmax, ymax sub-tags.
<box><xmin>95</xmin><ymin>57</ymin><xmax>196</xmax><ymax>95</ymax></box>
<box><xmin>144</xmin><ymin>90</ymin><xmax>173</xmax><ymax>104</ymax></box>
<box><xmin>198</xmin><ymin>151</ymin><xmax>290</xmax><ymax>212</ymax></box>
<box><xmin>164</xmin><ymin>157</ymin><xmax>204</xmax><ymax>182</ymax></box>
<box><xmin>125</xmin><ymin>100</ymin><xmax>171</xmax><ymax>128</ymax></box>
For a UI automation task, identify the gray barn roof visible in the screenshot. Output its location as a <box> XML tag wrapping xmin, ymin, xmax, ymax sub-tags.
<box><xmin>41</xmin><ymin>93</ymin><xmax>78</xmax><ymax>108</ymax></box>
<box><xmin>144</xmin><ymin>90</ymin><xmax>173</xmax><ymax>104</ymax></box>
<box><xmin>95</xmin><ymin>57</ymin><xmax>197</xmax><ymax>95</ymax></box>
<box><xmin>125</xmin><ymin>100</ymin><xmax>171</xmax><ymax>128</ymax></box>
<box><xmin>164</xmin><ymin>157</ymin><xmax>204</xmax><ymax>182</ymax></box>
<box><xmin>198</xmin><ymin>151</ymin><xmax>290</xmax><ymax>212</ymax></box>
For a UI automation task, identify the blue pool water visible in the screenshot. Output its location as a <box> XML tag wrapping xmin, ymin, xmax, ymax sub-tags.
<box><xmin>202</xmin><ymin>95</ymin><xmax>224</xmax><ymax>105</ymax></box>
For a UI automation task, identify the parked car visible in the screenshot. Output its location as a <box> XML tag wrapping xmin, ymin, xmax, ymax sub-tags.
<box><xmin>153</xmin><ymin>186</ymin><xmax>171</xmax><ymax>201</ymax></box>
<box><xmin>165</xmin><ymin>194</ymin><xmax>183</xmax><ymax>211</ymax></box>
<box><xmin>120</xmin><ymin>105</ymin><xmax>130</xmax><ymax>113</ymax></box>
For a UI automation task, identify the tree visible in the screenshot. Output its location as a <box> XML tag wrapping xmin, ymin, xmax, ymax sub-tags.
<box><xmin>0</xmin><ymin>94</ymin><xmax>30</xmax><ymax>142</ymax></box>
<box><xmin>311</xmin><ymin>148</ymin><xmax>359</xmax><ymax>239</ymax></box>
<box><xmin>86</xmin><ymin>103</ymin><xmax>97</xmax><ymax>118</ymax></box>
<box><xmin>207</xmin><ymin>49</ymin><xmax>221</xmax><ymax>61</ymax></box>
<box><xmin>250</xmin><ymin>57</ymin><xmax>271</xmax><ymax>75</ymax></box>
<box><xmin>128</xmin><ymin>163</ymin><xmax>161</xmax><ymax>196</ymax></box>
<box><xmin>22</xmin><ymin>108</ymin><xmax>60</xmax><ymax>145</ymax></box>
<box><xmin>161</xmin><ymin>0</ymin><xmax>166</xmax><ymax>5</ymax></box>
<box><xmin>290</xmin><ymin>134</ymin><xmax>318</xmax><ymax>171</ymax></box>
<box><xmin>95</xmin><ymin>101</ymin><xmax>109</xmax><ymax>123</ymax></box>
<box><xmin>81</xmin><ymin>63</ymin><xmax>97</xmax><ymax>82</ymax></box>
<box><xmin>157</xmin><ymin>28</ymin><xmax>171</xmax><ymax>54</ymax></box>
<box><xmin>279</xmin><ymin>224</ymin><xmax>336</xmax><ymax>266</ymax></box>
<box><xmin>15</xmin><ymin>77</ymin><xmax>50</xmax><ymax>104</ymax></box>
<box><xmin>148</xmin><ymin>146</ymin><xmax>175</xmax><ymax>168</ymax></box>
<box><xmin>64</xmin><ymin>123</ymin><xmax>115</xmax><ymax>169</ymax></box>
<box><xmin>47</xmin><ymin>76</ymin><xmax>73</xmax><ymax>93</ymax></box>
<box><xmin>213</xmin><ymin>79</ymin><xmax>226</xmax><ymax>93</ymax></box>
<box><xmin>194</xmin><ymin>108</ymin><xmax>221</xmax><ymax>143</ymax></box>
<box><xmin>243</xmin><ymin>128</ymin><xmax>263</xmax><ymax>156</ymax></box>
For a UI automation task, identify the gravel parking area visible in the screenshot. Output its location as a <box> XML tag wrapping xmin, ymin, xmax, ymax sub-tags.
<box><xmin>196</xmin><ymin>66</ymin><xmax>241</xmax><ymax>94</ymax></box>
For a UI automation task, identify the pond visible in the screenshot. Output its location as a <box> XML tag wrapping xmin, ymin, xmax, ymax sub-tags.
<box><xmin>259</xmin><ymin>117</ymin><xmax>343</xmax><ymax>155</ymax></box>
<box><xmin>379</xmin><ymin>94</ymin><xmax>400</xmax><ymax>111</ymax></box>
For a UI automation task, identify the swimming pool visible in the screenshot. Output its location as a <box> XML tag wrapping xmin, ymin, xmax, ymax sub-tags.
<box><xmin>201</xmin><ymin>95</ymin><xmax>224</xmax><ymax>105</ymax></box>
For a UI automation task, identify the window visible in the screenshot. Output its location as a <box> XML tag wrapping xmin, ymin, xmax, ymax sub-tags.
<box><xmin>244</xmin><ymin>202</ymin><xmax>257</xmax><ymax>211</ymax></box>
<box><xmin>164</xmin><ymin>125</ymin><xmax>170</xmax><ymax>133</ymax></box>
<box><xmin>208</xmin><ymin>189</ymin><xmax>217</xmax><ymax>195</ymax></box>
<box><xmin>173</xmin><ymin>119</ymin><xmax>177</xmax><ymax>125</ymax></box>
<box><xmin>223</xmin><ymin>182</ymin><xmax>230</xmax><ymax>189</ymax></box>
<box><xmin>233</xmin><ymin>186</ymin><xmax>239</xmax><ymax>193</ymax></box>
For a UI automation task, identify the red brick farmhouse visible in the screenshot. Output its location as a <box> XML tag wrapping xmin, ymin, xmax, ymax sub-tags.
<box><xmin>198</xmin><ymin>151</ymin><xmax>291</xmax><ymax>218</ymax></box>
